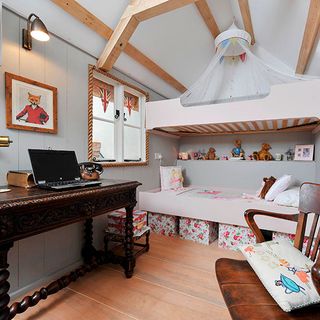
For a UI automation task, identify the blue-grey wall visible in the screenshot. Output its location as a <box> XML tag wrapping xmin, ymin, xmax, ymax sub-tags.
<box><xmin>178</xmin><ymin>131</ymin><xmax>317</xmax><ymax>189</ymax></box>
<box><xmin>0</xmin><ymin>8</ymin><xmax>178</xmax><ymax>299</ymax></box>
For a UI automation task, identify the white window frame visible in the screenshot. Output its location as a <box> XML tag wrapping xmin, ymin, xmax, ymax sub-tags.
<box><xmin>89</xmin><ymin>67</ymin><xmax>148</xmax><ymax>167</ymax></box>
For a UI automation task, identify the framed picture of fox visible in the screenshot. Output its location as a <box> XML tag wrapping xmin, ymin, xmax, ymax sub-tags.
<box><xmin>5</xmin><ymin>73</ymin><xmax>57</xmax><ymax>134</ymax></box>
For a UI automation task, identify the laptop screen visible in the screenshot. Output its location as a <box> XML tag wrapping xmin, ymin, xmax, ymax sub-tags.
<box><xmin>29</xmin><ymin>149</ymin><xmax>81</xmax><ymax>184</ymax></box>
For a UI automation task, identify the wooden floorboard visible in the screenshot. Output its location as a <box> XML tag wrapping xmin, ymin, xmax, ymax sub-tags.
<box><xmin>16</xmin><ymin>233</ymin><xmax>242</xmax><ymax>320</ymax></box>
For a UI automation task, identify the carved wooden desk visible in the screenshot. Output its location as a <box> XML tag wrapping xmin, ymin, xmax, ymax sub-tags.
<box><xmin>0</xmin><ymin>179</ymin><xmax>141</xmax><ymax>320</ymax></box>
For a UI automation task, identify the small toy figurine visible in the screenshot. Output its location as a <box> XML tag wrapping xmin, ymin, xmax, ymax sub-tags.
<box><xmin>253</xmin><ymin>143</ymin><xmax>273</xmax><ymax>161</ymax></box>
<box><xmin>205</xmin><ymin>147</ymin><xmax>218</xmax><ymax>160</ymax></box>
<box><xmin>231</xmin><ymin>139</ymin><xmax>245</xmax><ymax>159</ymax></box>
<box><xmin>178</xmin><ymin>152</ymin><xmax>189</xmax><ymax>160</ymax></box>
<box><xmin>192</xmin><ymin>151</ymin><xmax>204</xmax><ymax>160</ymax></box>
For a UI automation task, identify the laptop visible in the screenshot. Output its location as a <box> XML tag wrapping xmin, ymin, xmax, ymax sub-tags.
<box><xmin>28</xmin><ymin>149</ymin><xmax>102</xmax><ymax>190</ymax></box>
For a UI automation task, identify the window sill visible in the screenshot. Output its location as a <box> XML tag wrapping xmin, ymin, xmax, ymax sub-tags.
<box><xmin>100</xmin><ymin>161</ymin><xmax>149</xmax><ymax>168</ymax></box>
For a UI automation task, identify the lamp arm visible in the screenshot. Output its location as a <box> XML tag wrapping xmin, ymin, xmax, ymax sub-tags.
<box><xmin>27</xmin><ymin>13</ymin><xmax>39</xmax><ymax>21</ymax></box>
<box><xmin>27</xmin><ymin>13</ymin><xmax>39</xmax><ymax>32</ymax></box>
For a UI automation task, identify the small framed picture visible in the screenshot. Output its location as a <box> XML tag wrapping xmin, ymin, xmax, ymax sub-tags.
<box><xmin>5</xmin><ymin>72</ymin><xmax>57</xmax><ymax>134</ymax></box>
<box><xmin>294</xmin><ymin>144</ymin><xmax>314</xmax><ymax>161</ymax></box>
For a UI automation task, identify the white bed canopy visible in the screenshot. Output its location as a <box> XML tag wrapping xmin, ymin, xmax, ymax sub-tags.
<box><xmin>180</xmin><ymin>23</ymin><xmax>306</xmax><ymax>107</ymax></box>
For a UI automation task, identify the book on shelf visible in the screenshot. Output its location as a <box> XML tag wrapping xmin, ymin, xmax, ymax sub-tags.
<box><xmin>7</xmin><ymin>170</ymin><xmax>36</xmax><ymax>188</ymax></box>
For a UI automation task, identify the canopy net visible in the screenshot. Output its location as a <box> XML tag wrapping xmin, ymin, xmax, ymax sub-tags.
<box><xmin>180</xmin><ymin>23</ymin><xmax>308</xmax><ymax>107</ymax></box>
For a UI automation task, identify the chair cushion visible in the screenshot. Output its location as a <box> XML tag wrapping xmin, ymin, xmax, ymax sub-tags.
<box><xmin>238</xmin><ymin>240</ymin><xmax>320</xmax><ymax>312</ymax></box>
<box><xmin>216</xmin><ymin>258</ymin><xmax>320</xmax><ymax>320</ymax></box>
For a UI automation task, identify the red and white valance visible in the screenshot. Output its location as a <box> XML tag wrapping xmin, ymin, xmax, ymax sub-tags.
<box><xmin>124</xmin><ymin>91</ymin><xmax>139</xmax><ymax>116</ymax></box>
<box><xmin>93</xmin><ymin>78</ymin><xmax>114</xmax><ymax>113</ymax></box>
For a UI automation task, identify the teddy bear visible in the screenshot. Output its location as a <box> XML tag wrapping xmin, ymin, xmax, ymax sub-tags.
<box><xmin>259</xmin><ymin>176</ymin><xmax>277</xmax><ymax>199</ymax></box>
<box><xmin>231</xmin><ymin>139</ymin><xmax>245</xmax><ymax>158</ymax></box>
<box><xmin>253</xmin><ymin>143</ymin><xmax>273</xmax><ymax>161</ymax></box>
<box><xmin>205</xmin><ymin>147</ymin><xmax>218</xmax><ymax>160</ymax></box>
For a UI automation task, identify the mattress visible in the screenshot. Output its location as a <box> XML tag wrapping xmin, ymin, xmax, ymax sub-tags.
<box><xmin>139</xmin><ymin>186</ymin><xmax>302</xmax><ymax>235</ymax></box>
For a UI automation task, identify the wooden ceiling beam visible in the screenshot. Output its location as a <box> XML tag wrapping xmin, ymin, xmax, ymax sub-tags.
<box><xmin>97</xmin><ymin>0</ymin><xmax>198</xmax><ymax>71</ymax></box>
<box><xmin>50</xmin><ymin>0</ymin><xmax>114</xmax><ymax>39</ymax></box>
<box><xmin>238</xmin><ymin>0</ymin><xmax>255</xmax><ymax>44</ymax></box>
<box><xmin>50</xmin><ymin>0</ymin><xmax>186</xmax><ymax>92</ymax></box>
<box><xmin>296</xmin><ymin>0</ymin><xmax>320</xmax><ymax>74</ymax></box>
<box><xmin>195</xmin><ymin>0</ymin><xmax>220</xmax><ymax>38</ymax></box>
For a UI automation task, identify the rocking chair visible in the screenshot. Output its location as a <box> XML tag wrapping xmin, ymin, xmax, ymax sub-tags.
<box><xmin>216</xmin><ymin>182</ymin><xmax>320</xmax><ymax>319</ymax></box>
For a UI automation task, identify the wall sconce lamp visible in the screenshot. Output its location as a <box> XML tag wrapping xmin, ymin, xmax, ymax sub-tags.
<box><xmin>22</xmin><ymin>14</ymin><xmax>50</xmax><ymax>50</ymax></box>
<box><xmin>0</xmin><ymin>136</ymin><xmax>12</xmax><ymax>148</ymax></box>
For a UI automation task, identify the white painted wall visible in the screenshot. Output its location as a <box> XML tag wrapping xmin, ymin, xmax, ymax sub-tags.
<box><xmin>0</xmin><ymin>8</ymin><xmax>178</xmax><ymax>298</ymax></box>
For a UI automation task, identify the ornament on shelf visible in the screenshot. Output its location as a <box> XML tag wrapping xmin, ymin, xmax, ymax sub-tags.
<box><xmin>285</xmin><ymin>147</ymin><xmax>295</xmax><ymax>161</ymax></box>
<box><xmin>205</xmin><ymin>147</ymin><xmax>218</xmax><ymax>160</ymax></box>
<box><xmin>178</xmin><ymin>152</ymin><xmax>189</xmax><ymax>160</ymax></box>
<box><xmin>253</xmin><ymin>143</ymin><xmax>273</xmax><ymax>161</ymax></box>
<box><xmin>231</xmin><ymin>139</ymin><xmax>245</xmax><ymax>159</ymax></box>
<box><xmin>191</xmin><ymin>151</ymin><xmax>204</xmax><ymax>160</ymax></box>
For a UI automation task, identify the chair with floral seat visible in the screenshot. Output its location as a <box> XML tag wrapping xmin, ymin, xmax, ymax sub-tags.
<box><xmin>216</xmin><ymin>182</ymin><xmax>320</xmax><ymax>319</ymax></box>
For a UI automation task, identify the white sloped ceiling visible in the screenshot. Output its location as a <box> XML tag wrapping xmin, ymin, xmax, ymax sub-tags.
<box><xmin>2</xmin><ymin>0</ymin><xmax>319</xmax><ymax>99</ymax></box>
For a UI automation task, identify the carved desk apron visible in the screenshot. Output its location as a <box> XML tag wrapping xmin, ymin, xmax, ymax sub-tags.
<box><xmin>0</xmin><ymin>179</ymin><xmax>141</xmax><ymax>320</ymax></box>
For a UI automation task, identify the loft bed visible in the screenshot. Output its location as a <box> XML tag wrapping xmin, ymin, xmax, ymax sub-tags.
<box><xmin>142</xmin><ymin>81</ymin><xmax>320</xmax><ymax>238</ymax></box>
<box><xmin>139</xmin><ymin>186</ymin><xmax>302</xmax><ymax>235</ymax></box>
<box><xmin>146</xmin><ymin>80</ymin><xmax>320</xmax><ymax>136</ymax></box>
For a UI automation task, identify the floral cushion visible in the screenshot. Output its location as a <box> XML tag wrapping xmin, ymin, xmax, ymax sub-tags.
<box><xmin>239</xmin><ymin>240</ymin><xmax>320</xmax><ymax>312</ymax></box>
<box><xmin>160</xmin><ymin>166</ymin><xmax>183</xmax><ymax>191</ymax></box>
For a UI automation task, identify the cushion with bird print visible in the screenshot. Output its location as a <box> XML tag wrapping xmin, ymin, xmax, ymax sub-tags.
<box><xmin>239</xmin><ymin>240</ymin><xmax>320</xmax><ymax>312</ymax></box>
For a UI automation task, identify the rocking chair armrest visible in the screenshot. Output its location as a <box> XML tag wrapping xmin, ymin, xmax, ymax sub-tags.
<box><xmin>244</xmin><ymin>209</ymin><xmax>299</xmax><ymax>243</ymax></box>
<box><xmin>312</xmin><ymin>257</ymin><xmax>320</xmax><ymax>295</ymax></box>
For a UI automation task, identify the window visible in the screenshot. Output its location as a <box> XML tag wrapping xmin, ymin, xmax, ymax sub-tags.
<box><xmin>88</xmin><ymin>66</ymin><xmax>148</xmax><ymax>166</ymax></box>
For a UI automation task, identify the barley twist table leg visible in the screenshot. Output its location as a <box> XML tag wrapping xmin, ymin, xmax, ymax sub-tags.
<box><xmin>0</xmin><ymin>242</ymin><xmax>13</xmax><ymax>320</ymax></box>
<box><xmin>82</xmin><ymin>218</ymin><xmax>97</xmax><ymax>264</ymax></box>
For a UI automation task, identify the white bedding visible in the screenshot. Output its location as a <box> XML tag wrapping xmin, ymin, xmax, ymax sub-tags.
<box><xmin>139</xmin><ymin>186</ymin><xmax>303</xmax><ymax>235</ymax></box>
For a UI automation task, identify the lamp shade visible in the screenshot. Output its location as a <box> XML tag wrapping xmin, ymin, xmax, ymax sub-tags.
<box><xmin>30</xmin><ymin>17</ymin><xmax>50</xmax><ymax>42</ymax></box>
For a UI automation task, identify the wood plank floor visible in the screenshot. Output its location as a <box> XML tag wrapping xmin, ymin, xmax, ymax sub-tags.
<box><xmin>16</xmin><ymin>233</ymin><xmax>243</xmax><ymax>320</ymax></box>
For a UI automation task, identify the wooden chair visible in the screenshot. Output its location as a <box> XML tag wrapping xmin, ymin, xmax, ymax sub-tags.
<box><xmin>216</xmin><ymin>182</ymin><xmax>320</xmax><ymax>319</ymax></box>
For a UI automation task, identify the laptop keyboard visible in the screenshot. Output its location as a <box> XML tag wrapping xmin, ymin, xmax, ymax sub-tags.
<box><xmin>44</xmin><ymin>180</ymin><xmax>86</xmax><ymax>187</ymax></box>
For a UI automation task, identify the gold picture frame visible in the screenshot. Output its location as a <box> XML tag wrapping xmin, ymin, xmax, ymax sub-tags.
<box><xmin>5</xmin><ymin>72</ymin><xmax>57</xmax><ymax>134</ymax></box>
